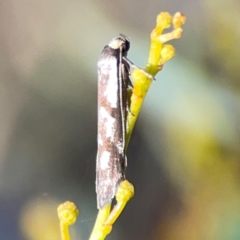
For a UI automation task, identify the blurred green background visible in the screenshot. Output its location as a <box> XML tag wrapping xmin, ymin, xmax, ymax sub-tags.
<box><xmin>1</xmin><ymin>0</ymin><xmax>240</xmax><ymax>239</ymax></box>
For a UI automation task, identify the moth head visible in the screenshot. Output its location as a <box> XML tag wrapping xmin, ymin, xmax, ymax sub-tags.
<box><xmin>108</xmin><ymin>34</ymin><xmax>130</xmax><ymax>56</ymax></box>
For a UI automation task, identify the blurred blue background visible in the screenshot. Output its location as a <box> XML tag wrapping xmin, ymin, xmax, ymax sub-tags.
<box><xmin>1</xmin><ymin>0</ymin><xmax>240</xmax><ymax>239</ymax></box>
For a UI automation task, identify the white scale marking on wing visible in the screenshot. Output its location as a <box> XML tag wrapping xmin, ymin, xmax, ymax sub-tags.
<box><xmin>98</xmin><ymin>133</ymin><xmax>103</xmax><ymax>146</ymax></box>
<box><xmin>116</xmin><ymin>141</ymin><xmax>124</xmax><ymax>154</ymax></box>
<box><xmin>99</xmin><ymin>106</ymin><xmax>116</xmax><ymax>141</ymax></box>
<box><xmin>99</xmin><ymin>58</ymin><xmax>118</xmax><ymax>108</ymax></box>
<box><xmin>99</xmin><ymin>151</ymin><xmax>111</xmax><ymax>170</ymax></box>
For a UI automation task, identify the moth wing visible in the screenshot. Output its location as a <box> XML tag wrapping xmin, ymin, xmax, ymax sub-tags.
<box><xmin>96</xmin><ymin>54</ymin><xmax>125</xmax><ymax>209</ymax></box>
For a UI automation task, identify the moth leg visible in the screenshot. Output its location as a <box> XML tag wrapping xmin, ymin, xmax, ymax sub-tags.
<box><xmin>122</xmin><ymin>56</ymin><xmax>137</xmax><ymax>69</ymax></box>
<box><xmin>126</xmin><ymin>89</ymin><xmax>135</xmax><ymax>117</ymax></box>
<box><xmin>122</xmin><ymin>59</ymin><xmax>133</xmax><ymax>88</ymax></box>
<box><xmin>120</xmin><ymin>63</ymin><xmax>133</xmax><ymax>118</ymax></box>
<box><xmin>124</xmin><ymin>155</ymin><xmax>127</xmax><ymax>168</ymax></box>
<box><xmin>123</xmin><ymin>56</ymin><xmax>155</xmax><ymax>80</ymax></box>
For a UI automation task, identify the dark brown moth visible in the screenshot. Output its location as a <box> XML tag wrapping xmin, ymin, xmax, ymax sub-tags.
<box><xmin>96</xmin><ymin>34</ymin><xmax>131</xmax><ymax>209</ymax></box>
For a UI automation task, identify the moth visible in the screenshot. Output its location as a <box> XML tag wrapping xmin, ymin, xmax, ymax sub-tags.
<box><xmin>96</xmin><ymin>34</ymin><xmax>131</xmax><ymax>209</ymax></box>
